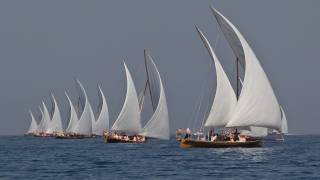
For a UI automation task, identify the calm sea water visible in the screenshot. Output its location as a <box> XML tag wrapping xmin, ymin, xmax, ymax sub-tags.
<box><xmin>0</xmin><ymin>135</ymin><xmax>319</xmax><ymax>179</ymax></box>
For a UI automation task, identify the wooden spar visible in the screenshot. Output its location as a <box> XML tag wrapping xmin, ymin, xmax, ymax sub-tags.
<box><xmin>139</xmin><ymin>79</ymin><xmax>149</xmax><ymax>110</ymax></box>
<box><xmin>236</xmin><ymin>57</ymin><xmax>239</xmax><ymax>100</ymax></box>
<box><xmin>144</xmin><ymin>50</ymin><xmax>156</xmax><ymax>111</ymax></box>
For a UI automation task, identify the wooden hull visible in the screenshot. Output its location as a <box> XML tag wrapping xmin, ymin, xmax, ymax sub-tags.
<box><xmin>180</xmin><ymin>138</ymin><xmax>263</xmax><ymax>148</ymax></box>
<box><xmin>103</xmin><ymin>136</ymin><xmax>146</xmax><ymax>143</ymax></box>
<box><xmin>105</xmin><ymin>138</ymin><xmax>146</xmax><ymax>143</ymax></box>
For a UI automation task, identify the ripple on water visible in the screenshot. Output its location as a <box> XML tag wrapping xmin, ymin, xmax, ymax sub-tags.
<box><xmin>0</xmin><ymin>135</ymin><xmax>320</xmax><ymax>179</ymax></box>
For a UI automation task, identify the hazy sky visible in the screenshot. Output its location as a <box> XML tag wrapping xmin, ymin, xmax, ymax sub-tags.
<box><xmin>0</xmin><ymin>0</ymin><xmax>319</xmax><ymax>135</ymax></box>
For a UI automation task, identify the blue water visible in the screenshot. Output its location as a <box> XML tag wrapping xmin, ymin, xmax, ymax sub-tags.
<box><xmin>0</xmin><ymin>135</ymin><xmax>319</xmax><ymax>179</ymax></box>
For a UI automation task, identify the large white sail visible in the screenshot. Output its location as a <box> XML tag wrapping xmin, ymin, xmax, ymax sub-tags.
<box><xmin>41</xmin><ymin>101</ymin><xmax>52</xmax><ymax>133</ymax></box>
<box><xmin>65</xmin><ymin>92</ymin><xmax>79</xmax><ymax>133</ymax></box>
<box><xmin>211</xmin><ymin>8</ymin><xmax>282</xmax><ymax>131</ymax></box>
<box><xmin>111</xmin><ymin>62</ymin><xmax>142</xmax><ymax>134</ymax></box>
<box><xmin>92</xmin><ymin>86</ymin><xmax>109</xmax><ymax>135</ymax></box>
<box><xmin>49</xmin><ymin>94</ymin><xmax>63</xmax><ymax>132</ymax></box>
<box><xmin>73</xmin><ymin>80</ymin><xmax>92</xmax><ymax>135</ymax></box>
<box><xmin>140</xmin><ymin>51</ymin><xmax>170</xmax><ymax>140</ymax></box>
<box><xmin>280</xmin><ymin>106</ymin><xmax>288</xmax><ymax>134</ymax></box>
<box><xmin>27</xmin><ymin>110</ymin><xmax>38</xmax><ymax>134</ymax></box>
<box><xmin>196</xmin><ymin>27</ymin><xmax>237</xmax><ymax>128</ymax></box>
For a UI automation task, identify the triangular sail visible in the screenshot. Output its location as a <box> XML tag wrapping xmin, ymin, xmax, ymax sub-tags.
<box><xmin>73</xmin><ymin>80</ymin><xmax>92</xmax><ymax>135</ymax></box>
<box><xmin>111</xmin><ymin>62</ymin><xmax>142</xmax><ymax>134</ymax></box>
<box><xmin>140</xmin><ymin>51</ymin><xmax>170</xmax><ymax>140</ymax></box>
<box><xmin>92</xmin><ymin>86</ymin><xmax>109</xmax><ymax>135</ymax></box>
<box><xmin>280</xmin><ymin>106</ymin><xmax>288</xmax><ymax>134</ymax></box>
<box><xmin>65</xmin><ymin>92</ymin><xmax>79</xmax><ymax>133</ymax></box>
<box><xmin>88</xmin><ymin>102</ymin><xmax>96</xmax><ymax>134</ymax></box>
<box><xmin>36</xmin><ymin>107</ymin><xmax>44</xmax><ymax>132</ymax></box>
<box><xmin>27</xmin><ymin>110</ymin><xmax>38</xmax><ymax>133</ymax></box>
<box><xmin>211</xmin><ymin>8</ymin><xmax>282</xmax><ymax>130</ymax></box>
<box><xmin>50</xmin><ymin>94</ymin><xmax>63</xmax><ymax>132</ymax></box>
<box><xmin>41</xmin><ymin>101</ymin><xmax>52</xmax><ymax>133</ymax></box>
<box><xmin>196</xmin><ymin>27</ymin><xmax>237</xmax><ymax>128</ymax></box>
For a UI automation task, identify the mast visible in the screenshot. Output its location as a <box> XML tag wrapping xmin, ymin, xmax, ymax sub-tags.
<box><xmin>144</xmin><ymin>50</ymin><xmax>156</xmax><ymax>111</ymax></box>
<box><xmin>236</xmin><ymin>57</ymin><xmax>239</xmax><ymax>100</ymax></box>
<box><xmin>139</xmin><ymin>79</ymin><xmax>149</xmax><ymax>110</ymax></box>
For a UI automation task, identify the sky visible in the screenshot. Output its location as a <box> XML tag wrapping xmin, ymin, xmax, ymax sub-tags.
<box><xmin>0</xmin><ymin>0</ymin><xmax>319</xmax><ymax>135</ymax></box>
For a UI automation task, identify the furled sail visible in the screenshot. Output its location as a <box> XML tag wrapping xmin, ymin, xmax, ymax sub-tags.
<box><xmin>111</xmin><ymin>62</ymin><xmax>142</xmax><ymax>134</ymax></box>
<box><xmin>92</xmin><ymin>85</ymin><xmax>109</xmax><ymax>135</ymax></box>
<box><xmin>27</xmin><ymin>110</ymin><xmax>38</xmax><ymax>134</ymax></box>
<box><xmin>211</xmin><ymin>8</ymin><xmax>282</xmax><ymax>130</ymax></box>
<box><xmin>49</xmin><ymin>94</ymin><xmax>63</xmax><ymax>132</ymax></box>
<box><xmin>280</xmin><ymin>106</ymin><xmax>288</xmax><ymax>134</ymax></box>
<box><xmin>73</xmin><ymin>80</ymin><xmax>92</xmax><ymax>135</ymax></box>
<box><xmin>196</xmin><ymin>27</ymin><xmax>237</xmax><ymax>128</ymax></box>
<box><xmin>65</xmin><ymin>92</ymin><xmax>79</xmax><ymax>133</ymax></box>
<box><xmin>140</xmin><ymin>50</ymin><xmax>170</xmax><ymax>140</ymax></box>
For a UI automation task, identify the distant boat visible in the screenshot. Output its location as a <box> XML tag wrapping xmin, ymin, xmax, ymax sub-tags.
<box><xmin>65</xmin><ymin>91</ymin><xmax>79</xmax><ymax>134</ymax></box>
<box><xmin>139</xmin><ymin>50</ymin><xmax>170</xmax><ymax>140</ymax></box>
<box><xmin>267</xmin><ymin>106</ymin><xmax>288</xmax><ymax>141</ymax></box>
<box><xmin>56</xmin><ymin>80</ymin><xmax>96</xmax><ymax>139</ymax></box>
<box><xmin>104</xmin><ymin>52</ymin><xmax>170</xmax><ymax>143</ymax></box>
<box><xmin>110</xmin><ymin>62</ymin><xmax>142</xmax><ymax>134</ymax></box>
<box><xmin>25</xmin><ymin>110</ymin><xmax>38</xmax><ymax>135</ymax></box>
<box><xmin>34</xmin><ymin>101</ymin><xmax>54</xmax><ymax>137</ymax></box>
<box><xmin>48</xmin><ymin>94</ymin><xmax>63</xmax><ymax>134</ymax></box>
<box><xmin>105</xmin><ymin>62</ymin><xmax>145</xmax><ymax>143</ymax></box>
<box><xmin>92</xmin><ymin>85</ymin><xmax>109</xmax><ymax>136</ymax></box>
<box><xmin>72</xmin><ymin>80</ymin><xmax>93</xmax><ymax>137</ymax></box>
<box><xmin>280</xmin><ymin>106</ymin><xmax>288</xmax><ymax>134</ymax></box>
<box><xmin>181</xmin><ymin>7</ymin><xmax>283</xmax><ymax>148</ymax></box>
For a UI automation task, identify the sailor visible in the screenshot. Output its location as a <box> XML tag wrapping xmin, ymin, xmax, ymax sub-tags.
<box><xmin>176</xmin><ymin>128</ymin><xmax>183</xmax><ymax>139</ymax></box>
<box><xmin>239</xmin><ymin>135</ymin><xmax>246</xmax><ymax>142</ymax></box>
<box><xmin>233</xmin><ymin>129</ymin><xmax>240</xmax><ymax>141</ymax></box>
<box><xmin>208</xmin><ymin>129</ymin><xmax>214</xmax><ymax>141</ymax></box>
<box><xmin>185</xmin><ymin>128</ymin><xmax>191</xmax><ymax>139</ymax></box>
<box><xmin>141</xmin><ymin>136</ymin><xmax>146</xmax><ymax>142</ymax></box>
<box><xmin>211</xmin><ymin>134</ymin><xmax>217</xmax><ymax>142</ymax></box>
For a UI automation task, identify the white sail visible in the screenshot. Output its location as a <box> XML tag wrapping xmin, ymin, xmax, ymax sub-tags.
<box><xmin>36</xmin><ymin>107</ymin><xmax>45</xmax><ymax>132</ymax></box>
<box><xmin>280</xmin><ymin>106</ymin><xmax>288</xmax><ymax>134</ymax></box>
<box><xmin>65</xmin><ymin>92</ymin><xmax>79</xmax><ymax>133</ymax></box>
<box><xmin>92</xmin><ymin>85</ymin><xmax>109</xmax><ymax>135</ymax></box>
<box><xmin>73</xmin><ymin>80</ymin><xmax>92</xmax><ymax>135</ymax></box>
<box><xmin>140</xmin><ymin>51</ymin><xmax>170</xmax><ymax>140</ymax></box>
<box><xmin>196</xmin><ymin>27</ymin><xmax>237</xmax><ymax>128</ymax></box>
<box><xmin>111</xmin><ymin>62</ymin><xmax>142</xmax><ymax>134</ymax></box>
<box><xmin>89</xmin><ymin>102</ymin><xmax>96</xmax><ymax>134</ymax></box>
<box><xmin>27</xmin><ymin>110</ymin><xmax>38</xmax><ymax>133</ymax></box>
<box><xmin>41</xmin><ymin>101</ymin><xmax>52</xmax><ymax>133</ymax></box>
<box><xmin>49</xmin><ymin>94</ymin><xmax>63</xmax><ymax>132</ymax></box>
<box><xmin>211</xmin><ymin>8</ymin><xmax>282</xmax><ymax>131</ymax></box>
